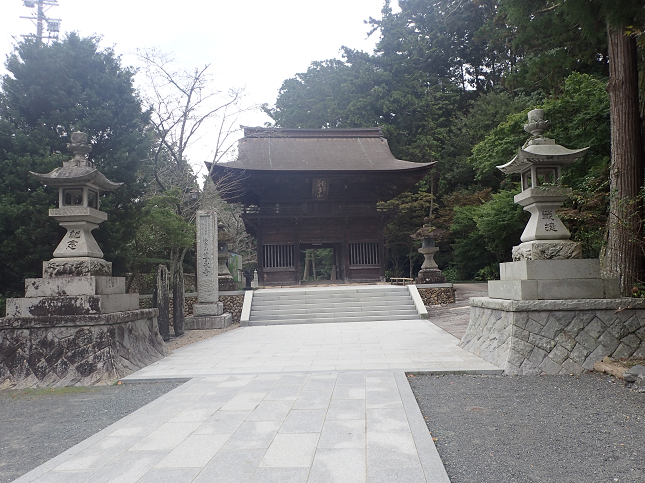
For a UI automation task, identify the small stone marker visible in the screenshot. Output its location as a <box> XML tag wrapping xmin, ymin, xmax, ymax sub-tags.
<box><xmin>251</xmin><ymin>269</ymin><xmax>259</xmax><ymax>289</ymax></box>
<box><xmin>156</xmin><ymin>264</ymin><xmax>170</xmax><ymax>341</ymax></box>
<box><xmin>173</xmin><ymin>268</ymin><xmax>185</xmax><ymax>336</ymax></box>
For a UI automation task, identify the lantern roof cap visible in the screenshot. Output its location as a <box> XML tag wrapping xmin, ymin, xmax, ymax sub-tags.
<box><xmin>496</xmin><ymin>109</ymin><xmax>589</xmax><ymax>174</ymax></box>
<box><xmin>30</xmin><ymin>132</ymin><xmax>122</xmax><ymax>191</ymax></box>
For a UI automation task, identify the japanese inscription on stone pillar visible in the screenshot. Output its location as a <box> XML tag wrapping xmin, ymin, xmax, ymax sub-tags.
<box><xmin>196</xmin><ymin>211</ymin><xmax>218</xmax><ymax>304</ymax></box>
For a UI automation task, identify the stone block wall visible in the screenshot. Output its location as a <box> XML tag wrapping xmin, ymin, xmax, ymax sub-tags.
<box><xmin>219</xmin><ymin>294</ymin><xmax>244</xmax><ymax>323</ymax></box>
<box><xmin>417</xmin><ymin>287</ymin><xmax>455</xmax><ymax>305</ymax></box>
<box><xmin>461</xmin><ymin>298</ymin><xmax>645</xmax><ymax>375</ymax></box>
<box><xmin>0</xmin><ymin>309</ymin><xmax>168</xmax><ymax>389</ymax></box>
<box><xmin>140</xmin><ymin>293</ymin><xmax>244</xmax><ymax>324</ymax></box>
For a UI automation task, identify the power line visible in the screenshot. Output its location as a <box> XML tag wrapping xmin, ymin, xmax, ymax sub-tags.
<box><xmin>20</xmin><ymin>0</ymin><xmax>61</xmax><ymax>43</ymax></box>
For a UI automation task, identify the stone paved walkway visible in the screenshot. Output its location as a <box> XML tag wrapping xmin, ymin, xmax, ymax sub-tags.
<box><xmin>15</xmin><ymin>286</ymin><xmax>499</xmax><ymax>483</ymax></box>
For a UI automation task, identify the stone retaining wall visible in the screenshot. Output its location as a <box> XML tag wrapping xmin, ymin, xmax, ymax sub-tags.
<box><xmin>417</xmin><ymin>287</ymin><xmax>455</xmax><ymax>305</ymax></box>
<box><xmin>139</xmin><ymin>293</ymin><xmax>244</xmax><ymax>323</ymax></box>
<box><xmin>0</xmin><ymin>309</ymin><xmax>168</xmax><ymax>389</ymax></box>
<box><xmin>461</xmin><ymin>297</ymin><xmax>645</xmax><ymax>375</ymax></box>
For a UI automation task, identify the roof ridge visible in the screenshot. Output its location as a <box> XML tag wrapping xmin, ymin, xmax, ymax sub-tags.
<box><xmin>243</xmin><ymin>127</ymin><xmax>382</xmax><ymax>139</ymax></box>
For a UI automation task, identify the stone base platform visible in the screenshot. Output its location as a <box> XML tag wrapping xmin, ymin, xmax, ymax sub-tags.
<box><xmin>0</xmin><ymin>309</ymin><xmax>168</xmax><ymax>389</ymax></box>
<box><xmin>415</xmin><ymin>269</ymin><xmax>446</xmax><ymax>284</ymax></box>
<box><xmin>184</xmin><ymin>313</ymin><xmax>233</xmax><ymax>330</ymax></box>
<box><xmin>461</xmin><ymin>297</ymin><xmax>645</xmax><ymax>375</ymax></box>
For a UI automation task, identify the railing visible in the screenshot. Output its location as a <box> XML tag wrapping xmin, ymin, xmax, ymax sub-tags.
<box><xmin>348</xmin><ymin>242</ymin><xmax>380</xmax><ymax>266</ymax></box>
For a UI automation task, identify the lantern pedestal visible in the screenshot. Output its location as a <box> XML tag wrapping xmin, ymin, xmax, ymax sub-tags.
<box><xmin>415</xmin><ymin>237</ymin><xmax>446</xmax><ymax>284</ymax></box>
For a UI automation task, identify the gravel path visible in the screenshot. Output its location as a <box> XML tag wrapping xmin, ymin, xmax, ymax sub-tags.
<box><xmin>0</xmin><ymin>382</ymin><xmax>183</xmax><ymax>483</ymax></box>
<box><xmin>408</xmin><ymin>373</ymin><xmax>645</xmax><ymax>483</ymax></box>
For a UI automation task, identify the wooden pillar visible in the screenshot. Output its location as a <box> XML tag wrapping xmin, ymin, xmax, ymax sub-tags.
<box><xmin>294</xmin><ymin>218</ymin><xmax>301</xmax><ymax>285</ymax></box>
<box><xmin>256</xmin><ymin>220</ymin><xmax>264</xmax><ymax>285</ymax></box>
<box><xmin>343</xmin><ymin>217</ymin><xmax>350</xmax><ymax>283</ymax></box>
<box><xmin>379</xmin><ymin>216</ymin><xmax>386</xmax><ymax>280</ymax></box>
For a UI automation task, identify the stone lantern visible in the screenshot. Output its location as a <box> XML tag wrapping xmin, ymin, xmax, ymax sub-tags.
<box><xmin>412</xmin><ymin>224</ymin><xmax>446</xmax><ymax>284</ymax></box>
<box><xmin>217</xmin><ymin>222</ymin><xmax>236</xmax><ymax>291</ymax></box>
<box><xmin>496</xmin><ymin>109</ymin><xmax>588</xmax><ymax>261</ymax></box>
<box><xmin>31</xmin><ymin>132</ymin><xmax>122</xmax><ymax>276</ymax></box>
<box><xmin>483</xmin><ymin>109</ymin><xmax>620</xmax><ymax>301</ymax></box>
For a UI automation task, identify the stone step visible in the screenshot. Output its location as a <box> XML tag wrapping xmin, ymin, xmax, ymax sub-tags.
<box><xmin>250</xmin><ymin>304</ymin><xmax>417</xmax><ymax>316</ymax></box>
<box><xmin>250</xmin><ymin>309</ymin><xmax>418</xmax><ymax>321</ymax></box>
<box><xmin>250</xmin><ymin>298</ymin><xmax>412</xmax><ymax>309</ymax></box>
<box><xmin>247</xmin><ymin>313</ymin><xmax>420</xmax><ymax>326</ymax></box>
<box><xmin>247</xmin><ymin>285</ymin><xmax>420</xmax><ymax>326</ymax></box>
<box><xmin>251</xmin><ymin>292</ymin><xmax>410</xmax><ymax>301</ymax></box>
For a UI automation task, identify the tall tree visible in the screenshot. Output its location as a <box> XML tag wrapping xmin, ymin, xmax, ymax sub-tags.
<box><xmin>0</xmin><ymin>34</ymin><xmax>151</xmax><ymax>299</ymax></box>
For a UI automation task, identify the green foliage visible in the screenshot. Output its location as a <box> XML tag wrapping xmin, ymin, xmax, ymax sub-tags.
<box><xmin>380</xmin><ymin>191</ymin><xmax>434</xmax><ymax>277</ymax></box>
<box><xmin>0</xmin><ymin>34</ymin><xmax>152</xmax><ymax>297</ymax></box>
<box><xmin>474</xmin><ymin>189</ymin><xmax>528</xmax><ymax>261</ymax></box>
<box><xmin>448</xmin><ymin>189</ymin><xmax>527</xmax><ymax>281</ymax></box>
<box><xmin>469</xmin><ymin>73</ymin><xmax>610</xmax><ymax>186</ymax></box>
<box><xmin>133</xmin><ymin>190</ymin><xmax>195</xmax><ymax>274</ymax></box>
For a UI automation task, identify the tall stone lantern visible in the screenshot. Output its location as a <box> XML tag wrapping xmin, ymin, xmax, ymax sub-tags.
<box><xmin>485</xmin><ymin>110</ymin><xmax>619</xmax><ymax>301</ymax></box>
<box><xmin>31</xmin><ymin>132</ymin><xmax>122</xmax><ymax>276</ymax></box>
<box><xmin>496</xmin><ymin>109</ymin><xmax>588</xmax><ymax>261</ymax></box>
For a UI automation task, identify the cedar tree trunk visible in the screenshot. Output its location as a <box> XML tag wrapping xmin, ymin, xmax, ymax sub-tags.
<box><xmin>603</xmin><ymin>25</ymin><xmax>644</xmax><ymax>293</ymax></box>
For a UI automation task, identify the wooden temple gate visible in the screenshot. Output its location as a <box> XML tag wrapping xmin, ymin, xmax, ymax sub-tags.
<box><xmin>208</xmin><ymin>128</ymin><xmax>435</xmax><ymax>286</ymax></box>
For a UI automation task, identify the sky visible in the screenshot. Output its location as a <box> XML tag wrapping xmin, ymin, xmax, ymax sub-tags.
<box><xmin>0</xmin><ymin>0</ymin><xmax>397</xmax><ymax>177</ymax></box>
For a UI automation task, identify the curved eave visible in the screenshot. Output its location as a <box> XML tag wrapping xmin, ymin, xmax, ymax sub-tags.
<box><xmin>206</xmin><ymin>161</ymin><xmax>436</xmax><ymax>174</ymax></box>
<box><xmin>497</xmin><ymin>146</ymin><xmax>589</xmax><ymax>175</ymax></box>
<box><xmin>30</xmin><ymin>167</ymin><xmax>123</xmax><ymax>191</ymax></box>
<box><xmin>205</xmin><ymin>161</ymin><xmax>436</xmax><ymax>203</ymax></box>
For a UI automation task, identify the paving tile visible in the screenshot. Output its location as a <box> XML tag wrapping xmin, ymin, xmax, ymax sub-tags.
<box><xmin>365</xmin><ymin>389</ymin><xmax>404</xmax><ymax>409</ymax></box>
<box><xmin>367</xmin><ymin>431</ymin><xmax>421</xmax><ymax>469</ymax></box>
<box><xmin>264</xmin><ymin>384</ymin><xmax>303</xmax><ymax>401</ymax></box>
<box><xmin>326</xmin><ymin>399</ymin><xmax>365</xmax><ymax>420</ymax></box>
<box><xmin>83</xmin><ymin>449</ymin><xmax>168</xmax><ymax>483</ymax></box>
<box><xmin>193</xmin><ymin>447</ymin><xmax>265</xmax><ymax>483</ymax></box>
<box><xmin>247</xmin><ymin>400</ymin><xmax>294</xmax><ymax>422</ymax></box>
<box><xmin>335</xmin><ymin>372</ymin><xmax>366</xmax><ymax>385</ymax></box>
<box><xmin>136</xmin><ymin>467</ymin><xmax>202</xmax><ymax>483</ymax></box>
<box><xmin>156</xmin><ymin>433</ymin><xmax>230</xmax><ymax>467</ymax></box>
<box><xmin>220</xmin><ymin>391</ymin><xmax>268</xmax><ymax>411</ymax></box>
<box><xmin>248</xmin><ymin>467</ymin><xmax>311</xmax><ymax>483</ymax></box>
<box><xmin>32</xmin><ymin>470</ymin><xmax>97</xmax><ymax>483</ymax></box>
<box><xmin>318</xmin><ymin>419</ymin><xmax>365</xmax><ymax>449</ymax></box>
<box><xmin>259</xmin><ymin>433</ymin><xmax>320</xmax><ymax>467</ymax></box>
<box><xmin>54</xmin><ymin>435</ymin><xmax>139</xmax><ymax>470</ymax></box>
<box><xmin>279</xmin><ymin>409</ymin><xmax>327</xmax><ymax>433</ymax></box>
<box><xmin>332</xmin><ymin>384</ymin><xmax>366</xmax><ymax>400</ymax></box>
<box><xmin>308</xmin><ymin>447</ymin><xmax>366</xmax><ymax>483</ymax></box>
<box><xmin>223</xmin><ymin>420</ymin><xmax>281</xmax><ymax>449</ymax></box>
<box><xmin>366</xmin><ymin>408</ymin><xmax>410</xmax><ymax>433</ymax></box>
<box><xmin>292</xmin><ymin>391</ymin><xmax>332</xmax><ymax>410</ymax></box>
<box><xmin>168</xmin><ymin>401</ymin><xmax>225</xmax><ymax>422</ymax></box>
<box><xmin>130</xmin><ymin>422</ymin><xmax>201</xmax><ymax>451</ymax></box>
<box><xmin>194</xmin><ymin>410</ymin><xmax>251</xmax><ymax>434</ymax></box>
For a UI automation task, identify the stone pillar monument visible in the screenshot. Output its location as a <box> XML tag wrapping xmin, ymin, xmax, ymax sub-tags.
<box><xmin>185</xmin><ymin>211</ymin><xmax>232</xmax><ymax>329</ymax></box>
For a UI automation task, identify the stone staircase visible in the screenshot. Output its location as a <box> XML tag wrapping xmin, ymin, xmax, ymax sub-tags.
<box><xmin>247</xmin><ymin>285</ymin><xmax>420</xmax><ymax>326</ymax></box>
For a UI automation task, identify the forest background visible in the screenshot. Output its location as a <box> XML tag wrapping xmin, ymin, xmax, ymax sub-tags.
<box><xmin>1</xmin><ymin>0</ymin><xmax>645</xmax><ymax>312</ymax></box>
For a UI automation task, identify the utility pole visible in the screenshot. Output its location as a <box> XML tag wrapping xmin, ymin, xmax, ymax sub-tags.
<box><xmin>20</xmin><ymin>0</ymin><xmax>61</xmax><ymax>44</ymax></box>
